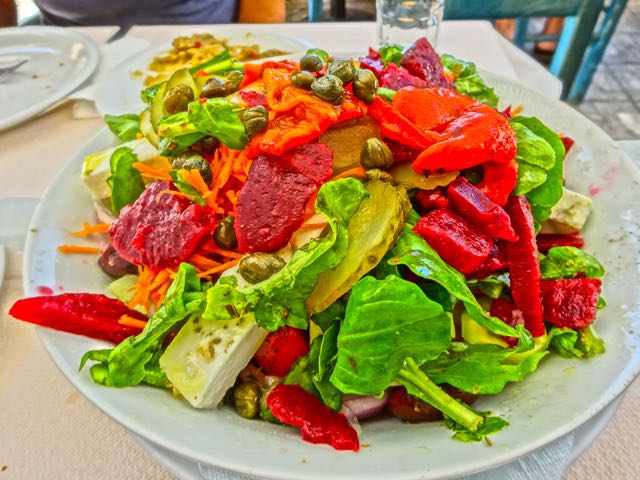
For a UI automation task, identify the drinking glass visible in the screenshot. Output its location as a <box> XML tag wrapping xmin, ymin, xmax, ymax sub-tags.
<box><xmin>376</xmin><ymin>0</ymin><xmax>445</xmax><ymax>46</ymax></box>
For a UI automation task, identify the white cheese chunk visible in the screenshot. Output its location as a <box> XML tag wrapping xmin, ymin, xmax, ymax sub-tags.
<box><xmin>549</xmin><ymin>187</ymin><xmax>592</xmax><ymax>231</ymax></box>
<box><xmin>159</xmin><ymin>313</ymin><xmax>267</xmax><ymax>409</ymax></box>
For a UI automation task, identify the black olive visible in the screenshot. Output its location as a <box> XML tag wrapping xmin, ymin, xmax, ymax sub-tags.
<box><xmin>98</xmin><ymin>245</ymin><xmax>137</xmax><ymax>278</ymax></box>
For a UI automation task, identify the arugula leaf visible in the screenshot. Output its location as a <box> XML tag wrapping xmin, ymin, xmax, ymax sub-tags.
<box><xmin>104</xmin><ymin>113</ymin><xmax>141</xmax><ymax>142</ymax></box>
<box><xmin>510</xmin><ymin>122</ymin><xmax>556</xmax><ymax>195</ymax></box>
<box><xmin>169</xmin><ymin>169</ymin><xmax>206</xmax><ymax>206</ymax></box>
<box><xmin>106</xmin><ymin>146</ymin><xmax>145</xmax><ymax>214</ymax></box>
<box><xmin>511</xmin><ymin>116</ymin><xmax>565</xmax><ymax>222</ymax></box>
<box><xmin>548</xmin><ymin>325</ymin><xmax>605</xmax><ymax>359</ymax></box>
<box><xmin>379</xmin><ymin>44</ymin><xmax>404</xmax><ymax>66</ymax></box>
<box><xmin>188</xmin><ymin>98</ymin><xmax>248</xmax><ymax>150</ymax></box>
<box><xmin>80</xmin><ymin>263</ymin><xmax>206</xmax><ymax>387</ymax></box>
<box><xmin>422</xmin><ymin>342</ymin><xmax>548</xmax><ymax>395</ymax></box>
<box><xmin>540</xmin><ymin>246</ymin><xmax>605</xmax><ymax>280</ymax></box>
<box><xmin>159</xmin><ymin>132</ymin><xmax>206</xmax><ymax>157</ymax></box>
<box><xmin>441</xmin><ymin>54</ymin><xmax>499</xmax><ymax>108</ymax></box>
<box><xmin>390</xmin><ymin>229</ymin><xmax>528</xmax><ymax>341</ymax></box>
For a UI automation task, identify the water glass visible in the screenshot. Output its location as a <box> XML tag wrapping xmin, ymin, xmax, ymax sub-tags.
<box><xmin>376</xmin><ymin>0</ymin><xmax>445</xmax><ymax>47</ymax></box>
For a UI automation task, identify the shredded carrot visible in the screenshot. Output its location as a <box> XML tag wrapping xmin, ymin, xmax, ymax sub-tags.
<box><xmin>134</xmin><ymin>162</ymin><xmax>171</xmax><ymax>181</ymax></box>
<box><xmin>118</xmin><ymin>314</ymin><xmax>147</xmax><ymax>330</ymax></box>
<box><xmin>128</xmin><ymin>266</ymin><xmax>175</xmax><ymax>310</ymax></box>
<box><xmin>181</xmin><ymin>168</ymin><xmax>224</xmax><ymax>213</ymax></box>
<box><xmin>156</xmin><ymin>189</ymin><xmax>194</xmax><ymax>202</ymax></box>
<box><xmin>71</xmin><ymin>222</ymin><xmax>110</xmax><ymax>237</ymax></box>
<box><xmin>197</xmin><ymin>258</ymin><xmax>240</xmax><ymax>278</ymax></box>
<box><xmin>511</xmin><ymin>104</ymin><xmax>524</xmax><ymax>116</ymax></box>
<box><xmin>299</xmin><ymin>222</ymin><xmax>328</xmax><ymax>230</ymax></box>
<box><xmin>207</xmin><ymin>247</ymin><xmax>243</xmax><ymax>259</ymax></box>
<box><xmin>331</xmin><ymin>166</ymin><xmax>366</xmax><ymax>181</ymax></box>
<box><xmin>189</xmin><ymin>253</ymin><xmax>221</xmax><ymax>270</ymax></box>
<box><xmin>57</xmin><ymin>245</ymin><xmax>101</xmax><ymax>254</ymax></box>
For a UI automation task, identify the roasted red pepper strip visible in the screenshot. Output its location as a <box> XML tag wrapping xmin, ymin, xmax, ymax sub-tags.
<box><xmin>540</xmin><ymin>278</ymin><xmax>602</xmax><ymax>329</ymax></box>
<box><xmin>9</xmin><ymin>293</ymin><xmax>146</xmax><ymax>344</ymax></box>
<box><xmin>253</xmin><ymin>327</ymin><xmax>310</xmax><ymax>376</ymax></box>
<box><xmin>477</xmin><ymin>158</ymin><xmax>518</xmax><ymax>206</ymax></box>
<box><xmin>413</xmin><ymin>209</ymin><xmax>494</xmax><ymax>275</ymax></box>
<box><xmin>536</xmin><ymin>233</ymin><xmax>585</xmax><ymax>253</ymax></box>
<box><xmin>392</xmin><ymin>87</ymin><xmax>475</xmax><ymax>132</ymax></box>
<box><xmin>447</xmin><ymin>177</ymin><xmax>517</xmax><ymax>241</ymax></box>
<box><xmin>490</xmin><ymin>298</ymin><xmax>525</xmax><ymax>347</ymax></box>
<box><xmin>415</xmin><ymin>188</ymin><xmax>449</xmax><ymax>213</ymax></box>
<box><xmin>241</xmin><ymin>60</ymin><xmax>297</xmax><ymax>88</ymax></box>
<box><xmin>504</xmin><ymin>196</ymin><xmax>546</xmax><ymax>337</ymax></box>
<box><xmin>368</xmin><ymin>96</ymin><xmax>440</xmax><ymax>151</ymax></box>
<box><xmin>266</xmin><ymin>384</ymin><xmax>360</xmax><ymax>451</ymax></box>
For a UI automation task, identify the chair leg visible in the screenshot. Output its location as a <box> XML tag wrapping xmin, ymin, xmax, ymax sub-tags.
<box><xmin>568</xmin><ymin>0</ymin><xmax>629</xmax><ymax>103</ymax></box>
<box><xmin>513</xmin><ymin>18</ymin><xmax>529</xmax><ymax>49</ymax></box>
<box><xmin>309</xmin><ymin>0</ymin><xmax>324</xmax><ymax>22</ymax></box>
<box><xmin>331</xmin><ymin>0</ymin><xmax>346</xmax><ymax>19</ymax></box>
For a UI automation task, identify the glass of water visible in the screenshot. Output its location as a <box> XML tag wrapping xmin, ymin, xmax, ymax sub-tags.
<box><xmin>376</xmin><ymin>0</ymin><xmax>445</xmax><ymax>47</ymax></box>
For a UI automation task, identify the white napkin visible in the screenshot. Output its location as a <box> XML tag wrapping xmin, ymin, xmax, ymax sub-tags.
<box><xmin>67</xmin><ymin>37</ymin><xmax>151</xmax><ymax>119</ymax></box>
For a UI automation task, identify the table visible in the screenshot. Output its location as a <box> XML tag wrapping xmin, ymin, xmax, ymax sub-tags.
<box><xmin>0</xmin><ymin>21</ymin><xmax>636</xmax><ymax>480</ymax></box>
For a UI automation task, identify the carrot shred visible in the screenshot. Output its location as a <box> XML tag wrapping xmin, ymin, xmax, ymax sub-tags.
<box><xmin>208</xmin><ymin>247</ymin><xmax>243</xmax><ymax>259</ymax></box>
<box><xmin>298</xmin><ymin>222</ymin><xmax>328</xmax><ymax>230</ymax></box>
<box><xmin>511</xmin><ymin>104</ymin><xmax>524</xmax><ymax>116</ymax></box>
<box><xmin>71</xmin><ymin>222</ymin><xmax>110</xmax><ymax>237</ymax></box>
<box><xmin>57</xmin><ymin>245</ymin><xmax>101</xmax><ymax>254</ymax></box>
<box><xmin>197</xmin><ymin>258</ymin><xmax>241</xmax><ymax>278</ymax></box>
<box><xmin>118</xmin><ymin>314</ymin><xmax>147</xmax><ymax>330</ymax></box>
<box><xmin>134</xmin><ymin>162</ymin><xmax>171</xmax><ymax>180</ymax></box>
<box><xmin>330</xmin><ymin>166</ymin><xmax>366</xmax><ymax>181</ymax></box>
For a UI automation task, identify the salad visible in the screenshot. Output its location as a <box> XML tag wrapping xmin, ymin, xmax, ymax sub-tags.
<box><xmin>11</xmin><ymin>37</ymin><xmax>606</xmax><ymax>452</ymax></box>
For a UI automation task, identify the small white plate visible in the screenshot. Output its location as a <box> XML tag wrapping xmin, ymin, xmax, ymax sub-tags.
<box><xmin>0</xmin><ymin>27</ymin><xmax>100</xmax><ymax>131</ymax></box>
<box><xmin>95</xmin><ymin>29</ymin><xmax>313</xmax><ymax>116</ymax></box>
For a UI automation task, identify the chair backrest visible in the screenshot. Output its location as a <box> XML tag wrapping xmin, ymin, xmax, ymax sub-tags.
<box><xmin>444</xmin><ymin>0</ymin><xmax>584</xmax><ymax>20</ymax></box>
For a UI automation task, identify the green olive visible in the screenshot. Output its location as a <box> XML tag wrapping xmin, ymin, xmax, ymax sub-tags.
<box><xmin>164</xmin><ymin>84</ymin><xmax>194</xmax><ymax>115</ymax></box>
<box><xmin>291</xmin><ymin>71</ymin><xmax>316</xmax><ymax>90</ymax></box>
<box><xmin>364</xmin><ymin>168</ymin><xmax>394</xmax><ymax>183</ymax></box>
<box><xmin>311</xmin><ymin>75</ymin><xmax>344</xmax><ymax>105</ymax></box>
<box><xmin>225</xmin><ymin>70</ymin><xmax>244</xmax><ymax>93</ymax></box>
<box><xmin>326</xmin><ymin>58</ymin><xmax>356</xmax><ymax>85</ymax></box>
<box><xmin>238</xmin><ymin>253</ymin><xmax>286</xmax><ymax>284</ymax></box>
<box><xmin>214</xmin><ymin>215</ymin><xmax>237</xmax><ymax>250</ymax></box>
<box><xmin>172</xmin><ymin>151</ymin><xmax>213</xmax><ymax>184</ymax></box>
<box><xmin>241</xmin><ymin>105</ymin><xmax>269</xmax><ymax>137</ymax></box>
<box><xmin>200</xmin><ymin>76</ymin><xmax>227</xmax><ymax>99</ymax></box>
<box><xmin>234</xmin><ymin>381</ymin><xmax>261</xmax><ymax>419</ymax></box>
<box><xmin>353</xmin><ymin>68</ymin><xmax>379</xmax><ymax>104</ymax></box>
<box><xmin>299</xmin><ymin>53</ymin><xmax>324</xmax><ymax>72</ymax></box>
<box><xmin>360</xmin><ymin>138</ymin><xmax>394</xmax><ymax>170</ymax></box>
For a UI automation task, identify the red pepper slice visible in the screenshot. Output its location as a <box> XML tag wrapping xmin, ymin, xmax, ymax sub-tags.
<box><xmin>392</xmin><ymin>87</ymin><xmax>475</xmax><ymax>132</ymax></box>
<box><xmin>540</xmin><ymin>278</ymin><xmax>602</xmax><ymax>329</ymax></box>
<box><xmin>504</xmin><ymin>196</ymin><xmax>546</xmax><ymax>337</ymax></box>
<box><xmin>447</xmin><ymin>177</ymin><xmax>517</xmax><ymax>241</ymax></box>
<box><xmin>253</xmin><ymin>327</ymin><xmax>310</xmax><ymax>376</ymax></box>
<box><xmin>415</xmin><ymin>187</ymin><xmax>448</xmax><ymax>213</ymax></box>
<box><xmin>477</xmin><ymin>158</ymin><xmax>518</xmax><ymax>207</ymax></box>
<box><xmin>490</xmin><ymin>298</ymin><xmax>525</xmax><ymax>347</ymax></box>
<box><xmin>466</xmin><ymin>243</ymin><xmax>507</xmax><ymax>279</ymax></box>
<box><xmin>266</xmin><ymin>384</ymin><xmax>360</xmax><ymax>451</ymax></box>
<box><xmin>536</xmin><ymin>233</ymin><xmax>585</xmax><ymax>253</ymax></box>
<box><xmin>413</xmin><ymin>209</ymin><xmax>494</xmax><ymax>275</ymax></box>
<box><xmin>9</xmin><ymin>293</ymin><xmax>146</xmax><ymax>344</ymax></box>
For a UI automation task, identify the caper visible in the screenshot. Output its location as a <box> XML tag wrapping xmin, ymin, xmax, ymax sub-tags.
<box><xmin>360</xmin><ymin>138</ymin><xmax>394</xmax><ymax>170</ymax></box>
<box><xmin>234</xmin><ymin>381</ymin><xmax>261</xmax><ymax>419</ymax></box>
<box><xmin>353</xmin><ymin>68</ymin><xmax>379</xmax><ymax>104</ymax></box>
<box><xmin>164</xmin><ymin>84</ymin><xmax>194</xmax><ymax>115</ymax></box>
<box><xmin>241</xmin><ymin>105</ymin><xmax>269</xmax><ymax>137</ymax></box>
<box><xmin>225</xmin><ymin>70</ymin><xmax>244</xmax><ymax>93</ymax></box>
<box><xmin>311</xmin><ymin>75</ymin><xmax>344</xmax><ymax>105</ymax></box>
<box><xmin>238</xmin><ymin>253</ymin><xmax>286</xmax><ymax>284</ymax></box>
<box><xmin>194</xmin><ymin>136</ymin><xmax>220</xmax><ymax>153</ymax></box>
<box><xmin>299</xmin><ymin>53</ymin><xmax>323</xmax><ymax>72</ymax></box>
<box><xmin>200</xmin><ymin>76</ymin><xmax>227</xmax><ymax>99</ymax></box>
<box><xmin>364</xmin><ymin>168</ymin><xmax>394</xmax><ymax>183</ymax></box>
<box><xmin>326</xmin><ymin>58</ymin><xmax>356</xmax><ymax>85</ymax></box>
<box><xmin>214</xmin><ymin>215</ymin><xmax>237</xmax><ymax>250</ymax></box>
<box><xmin>172</xmin><ymin>151</ymin><xmax>213</xmax><ymax>184</ymax></box>
<box><xmin>291</xmin><ymin>71</ymin><xmax>316</xmax><ymax>90</ymax></box>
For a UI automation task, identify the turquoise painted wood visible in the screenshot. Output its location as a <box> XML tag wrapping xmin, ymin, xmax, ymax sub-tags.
<box><xmin>569</xmin><ymin>0</ymin><xmax>630</xmax><ymax>102</ymax></box>
<box><xmin>309</xmin><ymin>0</ymin><xmax>323</xmax><ymax>22</ymax></box>
<box><xmin>443</xmin><ymin>0</ymin><xmax>582</xmax><ymax>19</ymax></box>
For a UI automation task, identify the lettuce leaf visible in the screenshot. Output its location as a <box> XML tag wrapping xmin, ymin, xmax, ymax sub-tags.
<box><xmin>104</xmin><ymin>113</ymin><xmax>141</xmax><ymax>142</ymax></box>
<box><xmin>441</xmin><ymin>54</ymin><xmax>499</xmax><ymax>108</ymax></box>
<box><xmin>107</xmin><ymin>146</ymin><xmax>145</xmax><ymax>214</ymax></box>
<box><xmin>548</xmin><ymin>325</ymin><xmax>605</xmax><ymax>359</ymax></box>
<box><xmin>510</xmin><ymin>122</ymin><xmax>556</xmax><ymax>195</ymax></box>
<box><xmin>422</xmin><ymin>342</ymin><xmax>548</xmax><ymax>395</ymax></box>
<box><xmin>80</xmin><ymin>263</ymin><xmax>206</xmax><ymax>387</ymax></box>
<box><xmin>540</xmin><ymin>246</ymin><xmax>605</xmax><ymax>279</ymax></box>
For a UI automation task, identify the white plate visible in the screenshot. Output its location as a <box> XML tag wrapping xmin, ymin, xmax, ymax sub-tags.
<box><xmin>23</xmin><ymin>74</ymin><xmax>640</xmax><ymax>479</ymax></box>
<box><xmin>94</xmin><ymin>29</ymin><xmax>313</xmax><ymax>116</ymax></box>
<box><xmin>0</xmin><ymin>27</ymin><xmax>100</xmax><ymax>131</ymax></box>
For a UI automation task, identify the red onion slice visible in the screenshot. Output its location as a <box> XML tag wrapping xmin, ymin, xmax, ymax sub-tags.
<box><xmin>342</xmin><ymin>392</ymin><xmax>389</xmax><ymax>421</ymax></box>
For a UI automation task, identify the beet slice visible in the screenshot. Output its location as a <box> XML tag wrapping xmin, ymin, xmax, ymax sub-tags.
<box><xmin>109</xmin><ymin>180</ymin><xmax>214</xmax><ymax>270</ymax></box>
<box><xmin>401</xmin><ymin>37</ymin><xmax>452</xmax><ymax>88</ymax></box>
<box><xmin>285</xmin><ymin>142</ymin><xmax>333</xmax><ymax>186</ymax></box>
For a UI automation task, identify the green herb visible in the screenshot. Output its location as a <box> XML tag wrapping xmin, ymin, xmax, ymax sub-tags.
<box><xmin>510</xmin><ymin>122</ymin><xmax>556</xmax><ymax>195</ymax></box>
<box><xmin>540</xmin><ymin>246</ymin><xmax>605</xmax><ymax>279</ymax></box>
<box><xmin>80</xmin><ymin>263</ymin><xmax>206</xmax><ymax>387</ymax></box>
<box><xmin>548</xmin><ymin>325</ymin><xmax>605</xmax><ymax>359</ymax></box>
<box><xmin>379</xmin><ymin>44</ymin><xmax>404</xmax><ymax>66</ymax></box>
<box><xmin>441</xmin><ymin>54</ymin><xmax>499</xmax><ymax>108</ymax></box>
<box><xmin>106</xmin><ymin>146</ymin><xmax>145</xmax><ymax>213</ymax></box>
<box><xmin>104</xmin><ymin>113</ymin><xmax>141</xmax><ymax>142</ymax></box>
<box><xmin>376</xmin><ymin>87</ymin><xmax>396</xmax><ymax>101</ymax></box>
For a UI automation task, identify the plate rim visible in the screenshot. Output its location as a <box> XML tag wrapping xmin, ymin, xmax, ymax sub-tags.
<box><xmin>23</xmin><ymin>73</ymin><xmax>640</xmax><ymax>479</ymax></box>
<box><xmin>0</xmin><ymin>26</ymin><xmax>100</xmax><ymax>131</ymax></box>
